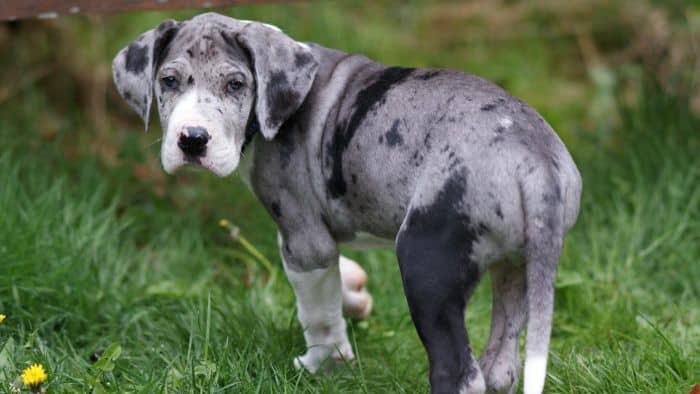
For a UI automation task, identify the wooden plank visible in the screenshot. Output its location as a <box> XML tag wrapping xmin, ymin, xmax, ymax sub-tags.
<box><xmin>0</xmin><ymin>0</ymin><xmax>289</xmax><ymax>22</ymax></box>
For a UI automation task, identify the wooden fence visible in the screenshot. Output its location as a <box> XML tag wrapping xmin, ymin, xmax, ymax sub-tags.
<box><xmin>0</xmin><ymin>0</ymin><xmax>287</xmax><ymax>21</ymax></box>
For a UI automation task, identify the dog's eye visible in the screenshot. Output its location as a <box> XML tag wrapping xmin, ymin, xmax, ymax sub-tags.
<box><xmin>226</xmin><ymin>79</ymin><xmax>244</xmax><ymax>94</ymax></box>
<box><xmin>161</xmin><ymin>76</ymin><xmax>180</xmax><ymax>90</ymax></box>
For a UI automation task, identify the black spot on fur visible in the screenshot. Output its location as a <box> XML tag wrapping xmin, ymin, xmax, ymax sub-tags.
<box><xmin>157</xmin><ymin>19</ymin><xmax>176</xmax><ymax>32</ymax></box>
<box><xmin>266</xmin><ymin>71</ymin><xmax>301</xmax><ymax>128</ymax></box>
<box><xmin>542</xmin><ymin>184</ymin><xmax>562</xmax><ymax>205</ymax></box>
<box><xmin>410</xmin><ymin>150</ymin><xmax>424</xmax><ymax>167</ymax></box>
<box><xmin>404</xmin><ymin>170</ymin><xmax>475</xmax><ymax>239</ymax></box>
<box><xmin>276</xmin><ymin>121</ymin><xmax>296</xmax><ymax>169</ymax></box>
<box><xmin>478</xmin><ymin>222</ymin><xmax>490</xmax><ymax>234</ymax></box>
<box><xmin>125</xmin><ymin>44</ymin><xmax>148</xmax><ymax>74</ymax></box>
<box><xmin>326</xmin><ymin>66</ymin><xmax>414</xmax><ymax>198</ymax></box>
<box><xmin>378</xmin><ymin>135</ymin><xmax>384</xmax><ymax>144</ymax></box>
<box><xmin>480</xmin><ymin>103</ymin><xmax>497</xmax><ymax>111</ymax></box>
<box><xmin>480</xmin><ymin>97</ymin><xmax>506</xmax><ymax>112</ymax></box>
<box><xmin>351</xmin><ymin>173</ymin><xmax>358</xmax><ymax>184</ymax></box>
<box><xmin>241</xmin><ymin>112</ymin><xmax>260</xmax><ymax>153</ymax></box>
<box><xmin>124</xmin><ymin>91</ymin><xmax>132</xmax><ymax>100</ymax></box>
<box><xmin>494</xmin><ymin>203</ymin><xmax>504</xmax><ymax>219</ymax></box>
<box><xmin>448</xmin><ymin>156</ymin><xmax>463</xmax><ymax>172</ymax></box>
<box><xmin>489</xmin><ymin>135</ymin><xmax>505</xmax><ymax>146</ymax></box>
<box><xmin>270</xmin><ymin>202</ymin><xmax>282</xmax><ymax>218</ymax></box>
<box><xmin>396</xmin><ymin>169</ymin><xmax>483</xmax><ymax>392</ymax></box>
<box><xmin>495</xmin><ymin>126</ymin><xmax>506</xmax><ymax>133</ymax></box>
<box><xmin>294</xmin><ymin>51</ymin><xmax>313</xmax><ymax>67</ymax></box>
<box><xmin>385</xmin><ymin>119</ymin><xmax>404</xmax><ymax>147</ymax></box>
<box><xmin>153</xmin><ymin>23</ymin><xmax>181</xmax><ymax>70</ymax></box>
<box><xmin>423</xmin><ymin>132</ymin><xmax>432</xmax><ymax>150</ymax></box>
<box><xmin>550</xmin><ymin>157</ymin><xmax>560</xmax><ymax>171</ymax></box>
<box><xmin>187</xmin><ymin>76</ymin><xmax>194</xmax><ymax>85</ymax></box>
<box><xmin>416</xmin><ymin>70</ymin><xmax>440</xmax><ymax>80</ymax></box>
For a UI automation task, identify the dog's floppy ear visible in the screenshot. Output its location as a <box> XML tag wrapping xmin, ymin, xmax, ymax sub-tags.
<box><xmin>233</xmin><ymin>22</ymin><xmax>319</xmax><ymax>139</ymax></box>
<box><xmin>112</xmin><ymin>19</ymin><xmax>180</xmax><ymax>131</ymax></box>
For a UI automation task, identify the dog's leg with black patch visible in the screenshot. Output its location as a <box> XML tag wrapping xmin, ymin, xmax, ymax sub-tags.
<box><xmin>480</xmin><ymin>262</ymin><xmax>526</xmax><ymax>394</ymax></box>
<box><xmin>278</xmin><ymin>233</ymin><xmax>354</xmax><ymax>373</ymax></box>
<box><xmin>396</xmin><ymin>172</ymin><xmax>486</xmax><ymax>394</ymax></box>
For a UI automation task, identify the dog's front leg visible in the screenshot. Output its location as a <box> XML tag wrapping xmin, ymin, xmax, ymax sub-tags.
<box><xmin>279</xmin><ymin>233</ymin><xmax>354</xmax><ymax>373</ymax></box>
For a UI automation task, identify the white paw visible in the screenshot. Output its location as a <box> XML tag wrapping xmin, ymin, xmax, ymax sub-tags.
<box><xmin>293</xmin><ymin>340</ymin><xmax>355</xmax><ymax>373</ymax></box>
<box><xmin>460</xmin><ymin>358</ymin><xmax>486</xmax><ymax>394</ymax></box>
<box><xmin>339</xmin><ymin>256</ymin><xmax>373</xmax><ymax>320</ymax></box>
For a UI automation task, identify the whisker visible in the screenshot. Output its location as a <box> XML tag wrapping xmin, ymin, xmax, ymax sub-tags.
<box><xmin>145</xmin><ymin>138</ymin><xmax>162</xmax><ymax>148</ymax></box>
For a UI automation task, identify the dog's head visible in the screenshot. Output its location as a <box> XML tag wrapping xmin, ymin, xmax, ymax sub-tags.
<box><xmin>112</xmin><ymin>13</ymin><xmax>318</xmax><ymax>176</ymax></box>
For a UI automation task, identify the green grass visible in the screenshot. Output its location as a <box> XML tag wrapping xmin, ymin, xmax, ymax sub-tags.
<box><xmin>1</xmin><ymin>2</ymin><xmax>699</xmax><ymax>393</ymax></box>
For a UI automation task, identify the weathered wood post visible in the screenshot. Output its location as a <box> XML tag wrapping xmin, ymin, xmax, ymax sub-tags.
<box><xmin>0</xmin><ymin>0</ymin><xmax>291</xmax><ymax>21</ymax></box>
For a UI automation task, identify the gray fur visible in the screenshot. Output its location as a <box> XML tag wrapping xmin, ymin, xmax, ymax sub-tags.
<box><xmin>112</xmin><ymin>13</ymin><xmax>582</xmax><ymax>394</ymax></box>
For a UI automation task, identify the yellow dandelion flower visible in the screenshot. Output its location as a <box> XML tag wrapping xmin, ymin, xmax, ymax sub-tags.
<box><xmin>218</xmin><ymin>219</ymin><xmax>231</xmax><ymax>228</ymax></box>
<box><xmin>21</xmin><ymin>363</ymin><xmax>47</xmax><ymax>388</ymax></box>
<box><xmin>0</xmin><ymin>314</ymin><xmax>5</xmax><ymax>323</ymax></box>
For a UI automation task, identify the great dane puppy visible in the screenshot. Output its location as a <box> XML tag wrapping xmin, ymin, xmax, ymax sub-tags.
<box><xmin>112</xmin><ymin>13</ymin><xmax>581</xmax><ymax>394</ymax></box>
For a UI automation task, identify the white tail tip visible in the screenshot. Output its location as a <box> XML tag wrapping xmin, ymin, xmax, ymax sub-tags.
<box><xmin>523</xmin><ymin>355</ymin><xmax>547</xmax><ymax>394</ymax></box>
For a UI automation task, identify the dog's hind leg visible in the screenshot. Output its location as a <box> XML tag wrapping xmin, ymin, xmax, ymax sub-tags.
<box><xmin>396</xmin><ymin>202</ymin><xmax>486</xmax><ymax>393</ymax></box>
<box><xmin>480</xmin><ymin>262</ymin><xmax>526</xmax><ymax>394</ymax></box>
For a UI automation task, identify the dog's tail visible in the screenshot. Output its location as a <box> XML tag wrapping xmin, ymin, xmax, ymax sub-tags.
<box><xmin>520</xmin><ymin>175</ymin><xmax>565</xmax><ymax>394</ymax></box>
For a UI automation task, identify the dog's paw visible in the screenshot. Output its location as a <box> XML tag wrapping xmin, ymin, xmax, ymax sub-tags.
<box><xmin>339</xmin><ymin>256</ymin><xmax>373</xmax><ymax>320</ymax></box>
<box><xmin>292</xmin><ymin>340</ymin><xmax>355</xmax><ymax>373</ymax></box>
<box><xmin>483</xmin><ymin>358</ymin><xmax>518</xmax><ymax>394</ymax></box>
<box><xmin>342</xmin><ymin>288</ymin><xmax>373</xmax><ymax>320</ymax></box>
<box><xmin>457</xmin><ymin>353</ymin><xmax>486</xmax><ymax>394</ymax></box>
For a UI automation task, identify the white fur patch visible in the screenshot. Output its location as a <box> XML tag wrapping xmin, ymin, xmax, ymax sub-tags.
<box><xmin>280</xmin><ymin>235</ymin><xmax>353</xmax><ymax>373</ymax></box>
<box><xmin>161</xmin><ymin>91</ymin><xmax>198</xmax><ymax>174</ymax></box>
<box><xmin>239</xmin><ymin>19</ymin><xmax>283</xmax><ymax>32</ymax></box>
<box><xmin>523</xmin><ymin>355</ymin><xmax>547</xmax><ymax>394</ymax></box>
<box><xmin>499</xmin><ymin>117</ymin><xmax>513</xmax><ymax>128</ymax></box>
<box><xmin>459</xmin><ymin>369</ymin><xmax>486</xmax><ymax>394</ymax></box>
<box><xmin>262</xmin><ymin>22</ymin><xmax>283</xmax><ymax>32</ymax></box>
<box><xmin>162</xmin><ymin>90</ymin><xmax>240</xmax><ymax>177</ymax></box>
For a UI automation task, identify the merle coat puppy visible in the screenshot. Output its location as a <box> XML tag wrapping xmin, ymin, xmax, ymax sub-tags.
<box><xmin>112</xmin><ymin>13</ymin><xmax>581</xmax><ymax>394</ymax></box>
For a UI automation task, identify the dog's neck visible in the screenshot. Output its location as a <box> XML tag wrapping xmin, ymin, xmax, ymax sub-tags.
<box><xmin>236</xmin><ymin>137</ymin><xmax>256</xmax><ymax>189</ymax></box>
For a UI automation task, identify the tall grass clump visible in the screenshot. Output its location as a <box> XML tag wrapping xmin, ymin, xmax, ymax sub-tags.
<box><xmin>546</xmin><ymin>83</ymin><xmax>700</xmax><ymax>392</ymax></box>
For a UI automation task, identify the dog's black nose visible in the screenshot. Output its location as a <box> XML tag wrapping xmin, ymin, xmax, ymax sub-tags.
<box><xmin>178</xmin><ymin>127</ymin><xmax>210</xmax><ymax>157</ymax></box>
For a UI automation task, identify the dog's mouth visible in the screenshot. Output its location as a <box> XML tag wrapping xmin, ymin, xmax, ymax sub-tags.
<box><xmin>163</xmin><ymin>154</ymin><xmax>239</xmax><ymax>178</ymax></box>
<box><xmin>183</xmin><ymin>154</ymin><xmax>202</xmax><ymax>165</ymax></box>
